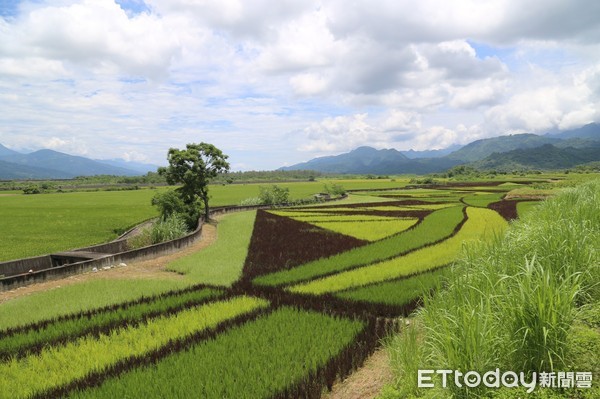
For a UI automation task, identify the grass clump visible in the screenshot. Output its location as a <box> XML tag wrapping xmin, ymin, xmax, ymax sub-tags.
<box><xmin>384</xmin><ymin>179</ymin><xmax>600</xmax><ymax>398</ymax></box>
<box><xmin>128</xmin><ymin>213</ymin><xmax>190</xmax><ymax>249</ymax></box>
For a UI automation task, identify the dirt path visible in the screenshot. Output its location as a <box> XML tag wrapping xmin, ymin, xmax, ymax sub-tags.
<box><xmin>0</xmin><ymin>221</ymin><xmax>219</xmax><ymax>304</ymax></box>
<box><xmin>323</xmin><ymin>348</ymin><xmax>393</xmax><ymax>399</ymax></box>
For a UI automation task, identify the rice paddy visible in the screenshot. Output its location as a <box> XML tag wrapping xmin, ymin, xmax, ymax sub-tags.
<box><xmin>1</xmin><ymin>176</ymin><xmax>563</xmax><ymax>398</ymax></box>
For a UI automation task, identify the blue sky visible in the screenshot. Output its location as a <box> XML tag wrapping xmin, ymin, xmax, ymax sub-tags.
<box><xmin>0</xmin><ymin>0</ymin><xmax>599</xmax><ymax>170</ymax></box>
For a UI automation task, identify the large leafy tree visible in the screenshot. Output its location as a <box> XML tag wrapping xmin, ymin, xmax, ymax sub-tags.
<box><xmin>158</xmin><ymin>143</ymin><xmax>230</xmax><ymax>222</ymax></box>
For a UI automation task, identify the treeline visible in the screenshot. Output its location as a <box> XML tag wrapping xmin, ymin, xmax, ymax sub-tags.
<box><xmin>212</xmin><ymin>169</ymin><xmax>322</xmax><ymax>183</ymax></box>
<box><xmin>1</xmin><ymin>170</ymin><xmax>328</xmax><ymax>193</ymax></box>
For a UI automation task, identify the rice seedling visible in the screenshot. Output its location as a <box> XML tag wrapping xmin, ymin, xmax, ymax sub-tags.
<box><xmin>462</xmin><ymin>192</ymin><xmax>505</xmax><ymax>207</ymax></box>
<box><xmin>307</xmin><ymin>218</ymin><xmax>419</xmax><ymax>241</ymax></box>
<box><xmin>516</xmin><ymin>200</ymin><xmax>539</xmax><ymax>217</ymax></box>
<box><xmin>0</xmin><ymin>279</ymin><xmax>193</xmax><ymax>331</ymax></box>
<box><xmin>253</xmin><ymin>205</ymin><xmax>465</xmax><ymax>287</ymax></box>
<box><xmin>0</xmin><ymin>296</ymin><xmax>268</xmax><ymax>399</ymax></box>
<box><xmin>166</xmin><ymin>211</ymin><xmax>256</xmax><ymax>286</ymax></box>
<box><xmin>290</xmin><ymin>207</ymin><xmax>507</xmax><ymax>294</ymax></box>
<box><xmin>336</xmin><ymin>267</ymin><xmax>450</xmax><ymax>306</ymax></box>
<box><xmin>67</xmin><ymin>307</ymin><xmax>366</xmax><ymax>399</ymax></box>
<box><xmin>0</xmin><ymin>287</ymin><xmax>223</xmax><ymax>360</ymax></box>
<box><xmin>242</xmin><ymin>210</ymin><xmax>365</xmax><ymax>280</ymax></box>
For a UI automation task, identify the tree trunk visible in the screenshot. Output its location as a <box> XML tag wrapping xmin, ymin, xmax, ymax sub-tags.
<box><xmin>202</xmin><ymin>193</ymin><xmax>210</xmax><ymax>221</ymax></box>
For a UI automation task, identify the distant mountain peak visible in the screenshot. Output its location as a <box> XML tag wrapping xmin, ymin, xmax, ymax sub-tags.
<box><xmin>0</xmin><ymin>143</ymin><xmax>20</xmax><ymax>158</ymax></box>
<box><xmin>280</xmin><ymin>145</ymin><xmax>457</xmax><ymax>174</ymax></box>
<box><xmin>0</xmin><ymin>144</ymin><xmax>142</xmax><ymax>179</ymax></box>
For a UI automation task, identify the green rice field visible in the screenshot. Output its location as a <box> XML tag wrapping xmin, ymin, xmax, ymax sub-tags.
<box><xmin>2</xmin><ymin>175</ymin><xmax>581</xmax><ymax>398</ymax></box>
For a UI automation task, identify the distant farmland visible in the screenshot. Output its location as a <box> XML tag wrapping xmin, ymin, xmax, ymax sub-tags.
<box><xmin>0</xmin><ymin>179</ymin><xmax>409</xmax><ymax>262</ymax></box>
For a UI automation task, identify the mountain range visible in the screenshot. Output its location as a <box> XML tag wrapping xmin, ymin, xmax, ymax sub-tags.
<box><xmin>281</xmin><ymin>123</ymin><xmax>600</xmax><ymax>174</ymax></box>
<box><xmin>0</xmin><ymin>145</ymin><xmax>159</xmax><ymax>179</ymax></box>
<box><xmin>2</xmin><ymin>123</ymin><xmax>600</xmax><ymax>179</ymax></box>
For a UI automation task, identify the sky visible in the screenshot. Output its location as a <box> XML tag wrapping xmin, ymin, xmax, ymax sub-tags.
<box><xmin>0</xmin><ymin>0</ymin><xmax>599</xmax><ymax>170</ymax></box>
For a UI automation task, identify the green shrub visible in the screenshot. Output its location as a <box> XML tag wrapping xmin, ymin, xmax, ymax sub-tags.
<box><xmin>258</xmin><ymin>185</ymin><xmax>290</xmax><ymax>205</ymax></box>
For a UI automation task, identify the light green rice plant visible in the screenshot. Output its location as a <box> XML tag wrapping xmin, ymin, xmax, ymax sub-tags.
<box><xmin>0</xmin><ymin>279</ymin><xmax>193</xmax><ymax>331</ymax></box>
<box><xmin>254</xmin><ymin>205</ymin><xmax>465</xmax><ymax>287</ymax></box>
<box><xmin>167</xmin><ymin>211</ymin><xmax>256</xmax><ymax>286</ymax></box>
<box><xmin>308</xmin><ymin>218</ymin><xmax>419</xmax><ymax>241</ymax></box>
<box><xmin>336</xmin><ymin>267</ymin><xmax>450</xmax><ymax>306</ymax></box>
<box><xmin>67</xmin><ymin>307</ymin><xmax>365</xmax><ymax>399</ymax></box>
<box><xmin>290</xmin><ymin>207</ymin><xmax>507</xmax><ymax>294</ymax></box>
<box><xmin>0</xmin><ymin>296</ymin><xmax>268</xmax><ymax>399</ymax></box>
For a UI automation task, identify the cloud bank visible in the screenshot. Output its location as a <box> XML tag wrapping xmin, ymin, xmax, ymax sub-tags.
<box><xmin>0</xmin><ymin>0</ymin><xmax>598</xmax><ymax>168</ymax></box>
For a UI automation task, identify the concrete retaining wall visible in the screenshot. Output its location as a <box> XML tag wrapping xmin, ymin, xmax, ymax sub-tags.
<box><xmin>0</xmin><ymin>255</ymin><xmax>52</xmax><ymax>279</ymax></box>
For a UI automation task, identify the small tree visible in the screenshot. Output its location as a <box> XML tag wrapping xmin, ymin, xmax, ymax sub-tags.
<box><xmin>324</xmin><ymin>183</ymin><xmax>346</xmax><ymax>196</ymax></box>
<box><xmin>158</xmin><ymin>143</ymin><xmax>230</xmax><ymax>222</ymax></box>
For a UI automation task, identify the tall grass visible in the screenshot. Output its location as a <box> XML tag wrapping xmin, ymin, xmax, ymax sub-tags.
<box><xmin>128</xmin><ymin>213</ymin><xmax>189</xmax><ymax>249</ymax></box>
<box><xmin>386</xmin><ymin>180</ymin><xmax>600</xmax><ymax>398</ymax></box>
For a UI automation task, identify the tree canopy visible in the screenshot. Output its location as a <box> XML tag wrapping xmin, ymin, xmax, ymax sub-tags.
<box><xmin>158</xmin><ymin>143</ymin><xmax>230</xmax><ymax>222</ymax></box>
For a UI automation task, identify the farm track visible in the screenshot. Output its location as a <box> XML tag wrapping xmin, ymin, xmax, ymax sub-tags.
<box><xmin>0</xmin><ymin>221</ymin><xmax>218</xmax><ymax>304</ymax></box>
<box><xmin>323</xmin><ymin>348</ymin><xmax>392</xmax><ymax>399</ymax></box>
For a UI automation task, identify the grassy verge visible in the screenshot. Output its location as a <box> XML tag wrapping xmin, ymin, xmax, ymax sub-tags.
<box><xmin>383</xmin><ymin>179</ymin><xmax>600</xmax><ymax>399</ymax></box>
<box><xmin>167</xmin><ymin>211</ymin><xmax>256</xmax><ymax>286</ymax></box>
